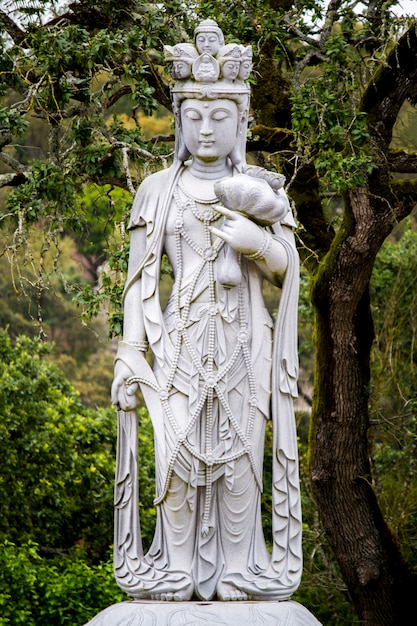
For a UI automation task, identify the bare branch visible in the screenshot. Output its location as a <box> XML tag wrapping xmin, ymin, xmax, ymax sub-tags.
<box><xmin>121</xmin><ymin>146</ymin><xmax>135</xmax><ymax>195</ymax></box>
<box><xmin>362</xmin><ymin>23</ymin><xmax>417</xmax><ymax>150</ymax></box>
<box><xmin>319</xmin><ymin>0</ymin><xmax>343</xmax><ymax>47</ymax></box>
<box><xmin>284</xmin><ymin>0</ymin><xmax>342</xmax><ymax>87</ymax></box>
<box><xmin>282</xmin><ymin>16</ymin><xmax>320</xmax><ymax>48</ymax></box>
<box><xmin>0</xmin><ymin>150</ymin><xmax>26</xmax><ymax>173</ymax></box>
<box><xmin>114</xmin><ymin>141</ymin><xmax>158</xmax><ymax>161</ymax></box>
<box><xmin>0</xmin><ymin>171</ymin><xmax>27</xmax><ymax>188</ymax></box>
<box><xmin>0</xmin><ymin>10</ymin><xmax>26</xmax><ymax>45</ymax></box>
<box><xmin>149</xmin><ymin>133</ymin><xmax>175</xmax><ymax>144</ymax></box>
<box><xmin>388</xmin><ymin>150</ymin><xmax>417</xmax><ymax>173</ymax></box>
<box><xmin>103</xmin><ymin>85</ymin><xmax>133</xmax><ymax>110</ymax></box>
<box><xmin>94</xmin><ymin>139</ymin><xmax>161</xmax><ymax>174</ymax></box>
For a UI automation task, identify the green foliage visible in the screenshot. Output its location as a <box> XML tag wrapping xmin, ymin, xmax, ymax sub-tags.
<box><xmin>369</xmin><ymin>222</ymin><xmax>417</xmax><ymax>572</ymax></box>
<box><xmin>0</xmin><ymin>104</ymin><xmax>29</xmax><ymax>137</ymax></box>
<box><xmin>0</xmin><ymin>331</ymin><xmax>116</xmax><ymax>561</ymax></box>
<box><xmin>0</xmin><ymin>1</ymin><xmax>176</xmax><ymax>336</ymax></box>
<box><xmin>1</xmin><ymin>0</ymin><xmax>415</xmax><ymax>333</ymax></box>
<box><xmin>0</xmin><ymin>329</ymin><xmax>161</xmax><ymax>622</ymax></box>
<box><xmin>370</xmin><ymin>222</ymin><xmax>417</xmax><ymax>413</ymax></box>
<box><xmin>0</xmin><ymin>232</ymin><xmax>106</xmax><ymax>358</ymax></box>
<box><xmin>75</xmin><ymin>184</ymin><xmax>132</xmax><ymax>259</ymax></box>
<box><xmin>0</xmin><ymin>541</ymin><xmax>124</xmax><ymax>625</ymax></box>
<box><xmin>75</xmin><ymin>238</ymin><xmax>129</xmax><ymax>338</ymax></box>
<box><xmin>290</xmin><ymin>34</ymin><xmax>376</xmax><ymax>193</ymax></box>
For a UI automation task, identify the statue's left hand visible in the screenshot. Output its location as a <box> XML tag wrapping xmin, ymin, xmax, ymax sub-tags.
<box><xmin>111</xmin><ymin>360</ymin><xmax>139</xmax><ymax>411</ymax></box>
<box><xmin>210</xmin><ymin>204</ymin><xmax>264</xmax><ymax>255</ymax></box>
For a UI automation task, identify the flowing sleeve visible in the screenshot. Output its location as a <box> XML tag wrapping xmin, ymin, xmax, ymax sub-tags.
<box><xmin>269</xmin><ymin>231</ymin><xmax>303</xmax><ymax>590</ymax></box>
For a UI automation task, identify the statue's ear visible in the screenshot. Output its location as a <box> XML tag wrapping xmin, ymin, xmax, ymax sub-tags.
<box><xmin>238</xmin><ymin>110</ymin><xmax>247</xmax><ymax>135</ymax></box>
<box><xmin>176</xmin><ymin>132</ymin><xmax>191</xmax><ymax>162</ymax></box>
<box><xmin>228</xmin><ymin>145</ymin><xmax>243</xmax><ymax>169</ymax></box>
<box><xmin>228</xmin><ymin>111</ymin><xmax>247</xmax><ymax>169</ymax></box>
<box><xmin>173</xmin><ymin>108</ymin><xmax>191</xmax><ymax>162</ymax></box>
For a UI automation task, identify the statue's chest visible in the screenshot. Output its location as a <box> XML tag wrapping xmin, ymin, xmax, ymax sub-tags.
<box><xmin>165</xmin><ymin>191</ymin><xmax>222</xmax><ymax>252</ymax></box>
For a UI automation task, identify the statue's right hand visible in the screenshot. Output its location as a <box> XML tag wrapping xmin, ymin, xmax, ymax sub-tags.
<box><xmin>111</xmin><ymin>360</ymin><xmax>139</xmax><ymax>411</ymax></box>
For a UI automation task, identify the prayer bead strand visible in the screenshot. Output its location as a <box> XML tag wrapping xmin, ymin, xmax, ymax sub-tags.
<box><xmin>153</xmin><ymin>183</ymin><xmax>263</xmax><ymax>520</ymax></box>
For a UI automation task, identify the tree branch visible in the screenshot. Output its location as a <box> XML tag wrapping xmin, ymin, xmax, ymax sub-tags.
<box><xmin>0</xmin><ymin>10</ymin><xmax>26</xmax><ymax>45</ymax></box>
<box><xmin>0</xmin><ymin>150</ymin><xmax>27</xmax><ymax>173</ymax></box>
<box><xmin>388</xmin><ymin>150</ymin><xmax>417</xmax><ymax>173</ymax></box>
<box><xmin>247</xmin><ymin>124</ymin><xmax>294</xmax><ymax>153</ymax></box>
<box><xmin>362</xmin><ymin>23</ymin><xmax>417</xmax><ymax>150</ymax></box>
<box><xmin>149</xmin><ymin>133</ymin><xmax>175</xmax><ymax>144</ymax></box>
<box><xmin>391</xmin><ymin>177</ymin><xmax>417</xmax><ymax>203</ymax></box>
<box><xmin>103</xmin><ymin>86</ymin><xmax>133</xmax><ymax>110</ymax></box>
<box><xmin>319</xmin><ymin>0</ymin><xmax>343</xmax><ymax>47</ymax></box>
<box><xmin>286</xmin><ymin>0</ymin><xmax>343</xmax><ymax>89</ymax></box>
<box><xmin>282</xmin><ymin>15</ymin><xmax>319</xmax><ymax>48</ymax></box>
<box><xmin>139</xmin><ymin>53</ymin><xmax>172</xmax><ymax>111</ymax></box>
<box><xmin>0</xmin><ymin>171</ymin><xmax>27</xmax><ymax>188</ymax></box>
<box><xmin>95</xmin><ymin>139</ymin><xmax>160</xmax><ymax>170</ymax></box>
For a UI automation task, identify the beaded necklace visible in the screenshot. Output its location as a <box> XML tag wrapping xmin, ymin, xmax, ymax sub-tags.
<box><xmin>150</xmin><ymin>184</ymin><xmax>261</xmax><ymax>535</ymax></box>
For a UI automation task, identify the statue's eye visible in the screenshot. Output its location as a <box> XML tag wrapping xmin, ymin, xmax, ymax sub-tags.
<box><xmin>211</xmin><ymin>110</ymin><xmax>230</xmax><ymax>121</ymax></box>
<box><xmin>184</xmin><ymin>110</ymin><xmax>202</xmax><ymax>121</ymax></box>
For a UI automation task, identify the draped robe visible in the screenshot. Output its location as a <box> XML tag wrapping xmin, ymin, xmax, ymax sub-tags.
<box><xmin>114</xmin><ymin>164</ymin><xmax>303</xmax><ymax>601</ymax></box>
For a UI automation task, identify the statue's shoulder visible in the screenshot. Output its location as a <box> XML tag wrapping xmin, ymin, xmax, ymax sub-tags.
<box><xmin>129</xmin><ymin>166</ymin><xmax>177</xmax><ymax>229</ymax></box>
<box><xmin>136</xmin><ymin>167</ymin><xmax>175</xmax><ymax>195</ymax></box>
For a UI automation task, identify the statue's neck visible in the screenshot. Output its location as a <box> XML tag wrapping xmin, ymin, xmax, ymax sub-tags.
<box><xmin>181</xmin><ymin>157</ymin><xmax>233</xmax><ymax>201</ymax></box>
<box><xmin>186</xmin><ymin>157</ymin><xmax>232</xmax><ymax>180</ymax></box>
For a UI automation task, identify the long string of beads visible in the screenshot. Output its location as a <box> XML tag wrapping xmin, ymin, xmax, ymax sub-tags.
<box><xmin>146</xmin><ymin>184</ymin><xmax>262</xmax><ymax>526</ymax></box>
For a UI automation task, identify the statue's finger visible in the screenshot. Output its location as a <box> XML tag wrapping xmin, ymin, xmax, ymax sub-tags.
<box><xmin>126</xmin><ymin>382</ymin><xmax>138</xmax><ymax>396</ymax></box>
<box><xmin>214</xmin><ymin>204</ymin><xmax>236</xmax><ymax>219</ymax></box>
<box><xmin>210</xmin><ymin>226</ymin><xmax>229</xmax><ymax>241</ymax></box>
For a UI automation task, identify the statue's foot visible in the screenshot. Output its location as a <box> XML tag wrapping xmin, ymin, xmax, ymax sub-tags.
<box><xmin>150</xmin><ymin>591</ymin><xmax>188</xmax><ymax>601</ymax></box>
<box><xmin>216</xmin><ymin>580</ymin><xmax>252</xmax><ymax>601</ymax></box>
<box><xmin>132</xmin><ymin>576</ymin><xmax>194</xmax><ymax>602</ymax></box>
<box><xmin>217</xmin><ymin>572</ymin><xmax>294</xmax><ymax>602</ymax></box>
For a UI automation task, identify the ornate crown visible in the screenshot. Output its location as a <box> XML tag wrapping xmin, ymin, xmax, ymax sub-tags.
<box><xmin>164</xmin><ymin>19</ymin><xmax>252</xmax><ymax>101</ymax></box>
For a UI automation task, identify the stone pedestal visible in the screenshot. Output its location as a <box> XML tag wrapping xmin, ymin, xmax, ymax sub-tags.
<box><xmin>85</xmin><ymin>600</ymin><xmax>322</xmax><ymax>625</ymax></box>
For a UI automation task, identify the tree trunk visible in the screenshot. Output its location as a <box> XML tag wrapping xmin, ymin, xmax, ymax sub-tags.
<box><xmin>309</xmin><ymin>187</ymin><xmax>416</xmax><ymax>625</ymax></box>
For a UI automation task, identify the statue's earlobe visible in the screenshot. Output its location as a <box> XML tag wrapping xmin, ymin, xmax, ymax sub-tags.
<box><xmin>228</xmin><ymin>144</ymin><xmax>243</xmax><ymax>169</ymax></box>
<box><xmin>177</xmin><ymin>139</ymin><xmax>191</xmax><ymax>162</ymax></box>
<box><xmin>228</xmin><ymin>112</ymin><xmax>247</xmax><ymax>169</ymax></box>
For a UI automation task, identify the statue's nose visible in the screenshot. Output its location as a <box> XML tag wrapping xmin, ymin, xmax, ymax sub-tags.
<box><xmin>200</xmin><ymin>119</ymin><xmax>213</xmax><ymax>136</ymax></box>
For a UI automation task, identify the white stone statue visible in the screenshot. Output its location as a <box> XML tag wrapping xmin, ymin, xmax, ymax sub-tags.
<box><xmin>111</xmin><ymin>18</ymin><xmax>302</xmax><ymax>605</ymax></box>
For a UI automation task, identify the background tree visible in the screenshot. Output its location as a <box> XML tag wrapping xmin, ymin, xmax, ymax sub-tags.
<box><xmin>1</xmin><ymin>1</ymin><xmax>417</xmax><ymax>624</ymax></box>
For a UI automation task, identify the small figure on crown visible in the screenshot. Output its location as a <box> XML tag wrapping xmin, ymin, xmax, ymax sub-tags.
<box><xmin>164</xmin><ymin>19</ymin><xmax>252</xmax><ymax>87</ymax></box>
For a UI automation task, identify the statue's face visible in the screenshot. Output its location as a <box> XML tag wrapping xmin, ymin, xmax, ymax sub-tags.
<box><xmin>181</xmin><ymin>99</ymin><xmax>239</xmax><ymax>162</ymax></box>
<box><xmin>173</xmin><ymin>61</ymin><xmax>190</xmax><ymax>79</ymax></box>
<box><xmin>222</xmin><ymin>60</ymin><xmax>240</xmax><ymax>81</ymax></box>
<box><xmin>195</xmin><ymin>32</ymin><xmax>221</xmax><ymax>56</ymax></box>
<box><xmin>239</xmin><ymin>60</ymin><xmax>251</xmax><ymax>80</ymax></box>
